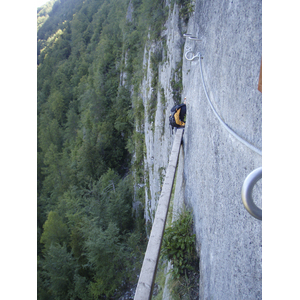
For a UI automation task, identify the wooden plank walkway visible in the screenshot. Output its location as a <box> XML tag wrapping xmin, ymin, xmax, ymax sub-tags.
<box><xmin>134</xmin><ymin>128</ymin><xmax>184</xmax><ymax>300</ymax></box>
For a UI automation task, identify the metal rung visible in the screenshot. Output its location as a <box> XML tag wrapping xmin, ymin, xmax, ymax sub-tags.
<box><xmin>183</xmin><ymin>33</ymin><xmax>201</xmax><ymax>41</ymax></box>
<box><xmin>241</xmin><ymin>167</ymin><xmax>262</xmax><ymax>220</ymax></box>
<box><xmin>183</xmin><ymin>33</ymin><xmax>193</xmax><ymax>38</ymax></box>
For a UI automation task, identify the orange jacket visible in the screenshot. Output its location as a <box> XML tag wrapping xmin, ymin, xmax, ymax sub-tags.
<box><xmin>174</xmin><ymin>108</ymin><xmax>185</xmax><ymax>126</ymax></box>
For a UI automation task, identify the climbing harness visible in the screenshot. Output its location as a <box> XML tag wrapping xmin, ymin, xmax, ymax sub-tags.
<box><xmin>184</xmin><ymin>34</ymin><xmax>262</xmax><ymax>220</ymax></box>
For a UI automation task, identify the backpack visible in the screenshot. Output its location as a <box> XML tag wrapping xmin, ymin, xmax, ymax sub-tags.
<box><xmin>169</xmin><ymin>104</ymin><xmax>185</xmax><ymax>133</ymax></box>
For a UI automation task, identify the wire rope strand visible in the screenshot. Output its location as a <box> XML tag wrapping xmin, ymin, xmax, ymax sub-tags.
<box><xmin>197</xmin><ymin>54</ymin><xmax>262</xmax><ymax>156</ymax></box>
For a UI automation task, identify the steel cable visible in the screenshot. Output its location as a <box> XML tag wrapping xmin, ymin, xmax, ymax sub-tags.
<box><xmin>185</xmin><ymin>50</ymin><xmax>262</xmax><ymax>156</ymax></box>
<box><xmin>185</xmin><ymin>47</ymin><xmax>262</xmax><ymax>220</ymax></box>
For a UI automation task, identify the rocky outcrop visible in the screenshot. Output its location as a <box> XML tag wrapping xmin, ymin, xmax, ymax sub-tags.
<box><xmin>141</xmin><ymin>0</ymin><xmax>262</xmax><ymax>299</ymax></box>
<box><xmin>141</xmin><ymin>4</ymin><xmax>185</xmax><ymax>227</ymax></box>
<box><xmin>182</xmin><ymin>1</ymin><xmax>262</xmax><ymax>299</ymax></box>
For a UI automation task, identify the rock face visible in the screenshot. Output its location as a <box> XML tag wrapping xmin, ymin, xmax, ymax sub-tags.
<box><xmin>141</xmin><ymin>1</ymin><xmax>262</xmax><ymax>299</ymax></box>
<box><xmin>182</xmin><ymin>1</ymin><xmax>262</xmax><ymax>299</ymax></box>
<box><xmin>141</xmin><ymin>4</ymin><xmax>185</xmax><ymax>227</ymax></box>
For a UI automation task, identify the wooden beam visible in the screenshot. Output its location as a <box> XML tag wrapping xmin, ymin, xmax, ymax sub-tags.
<box><xmin>134</xmin><ymin>128</ymin><xmax>184</xmax><ymax>300</ymax></box>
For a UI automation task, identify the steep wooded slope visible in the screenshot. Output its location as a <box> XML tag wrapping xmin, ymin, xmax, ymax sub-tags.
<box><xmin>37</xmin><ymin>0</ymin><xmax>262</xmax><ymax>299</ymax></box>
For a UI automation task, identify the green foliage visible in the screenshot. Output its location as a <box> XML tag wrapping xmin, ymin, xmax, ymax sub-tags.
<box><xmin>158</xmin><ymin>166</ymin><xmax>166</xmax><ymax>188</ymax></box>
<box><xmin>37</xmin><ymin>0</ymin><xmax>57</xmax><ymax>31</ymax></box>
<box><xmin>170</xmin><ymin>0</ymin><xmax>195</xmax><ymax>24</ymax></box>
<box><xmin>161</xmin><ymin>210</ymin><xmax>198</xmax><ymax>280</ymax></box>
<box><xmin>152</xmin><ymin>259</ymin><xmax>168</xmax><ymax>300</ymax></box>
<box><xmin>159</xmin><ymin>85</ymin><xmax>167</xmax><ymax>135</ymax></box>
<box><xmin>160</xmin><ymin>210</ymin><xmax>199</xmax><ymax>299</ymax></box>
<box><xmin>160</xmin><ymin>86</ymin><xmax>166</xmax><ymax>107</ymax></box>
<box><xmin>39</xmin><ymin>168</ymin><xmax>146</xmax><ymax>298</ymax></box>
<box><xmin>40</xmin><ymin>243</ymin><xmax>78</xmax><ymax>299</ymax></box>
<box><xmin>40</xmin><ymin>211</ymin><xmax>69</xmax><ymax>252</ymax></box>
<box><xmin>37</xmin><ymin>0</ymin><xmax>146</xmax><ymax>297</ymax></box>
<box><xmin>171</xmin><ymin>60</ymin><xmax>183</xmax><ymax>104</ymax></box>
<box><xmin>147</xmin><ymin>47</ymin><xmax>164</xmax><ymax>129</ymax></box>
<box><xmin>83</xmin><ymin>222</ymin><xmax>125</xmax><ymax>298</ymax></box>
<box><xmin>159</xmin><ymin>211</ymin><xmax>199</xmax><ymax>299</ymax></box>
<box><xmin>177</xmin><ymin>0</ymin><xmax>195</xmax><ymax>23</ymax></box>
<box><xmin>37</xmin><ymin>0</ymin><xmax>188</xmax><ymax>298</ymax></box>
<box><xmin>133</xmin><ymin>94</ymin><xmax>145</xmax><ymax>130</ymax></box>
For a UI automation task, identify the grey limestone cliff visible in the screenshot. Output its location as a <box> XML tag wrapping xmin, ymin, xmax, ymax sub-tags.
<box><xmin>140</xmin><ymin>0</ymin><xmax>262</xmax><ymax>299</ymax></box>
<box><xmin>141</xmin><ymin>4</ymin><xmax>185</xmax><ymax>227</ymax></box>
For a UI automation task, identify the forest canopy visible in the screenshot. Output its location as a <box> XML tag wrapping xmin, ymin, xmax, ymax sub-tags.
<box><xmin>36</xmin><ymin>0</ymin><xmax>189</xmax><ymax>297</ymax></box>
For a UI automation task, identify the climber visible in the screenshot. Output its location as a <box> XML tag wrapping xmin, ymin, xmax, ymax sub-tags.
<box><xmin>177</xmin><ymin>97</ymin><xmax>186</xmax><ymax>126</ymax></box>
<box><xmin>169</xmin><ymin>98</ymin><xmax>187</xmax><ymax>133</ymax></box>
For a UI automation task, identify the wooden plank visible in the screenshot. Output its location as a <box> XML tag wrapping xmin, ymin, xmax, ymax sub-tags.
<box><xmin>134</xmin><ymin>128</ymin><xmax>184</xmax><ymax>300</ymax></box>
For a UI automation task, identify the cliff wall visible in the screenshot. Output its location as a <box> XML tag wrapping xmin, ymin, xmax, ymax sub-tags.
<box><xmin>182</xmin><ymin>1</ymin><xmax>262</xmax><ymax>299</ymax></box>
<box><xmin>141</xmin><ymin>1</ymin><xmax>262</xmax><ymax>299</ymax></box>
<box><xmin>141</xmin><ymin>4</ymin><xmax>185</xmax><ymax>227</ymax></box>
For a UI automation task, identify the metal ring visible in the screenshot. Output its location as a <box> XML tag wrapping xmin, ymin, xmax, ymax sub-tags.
<box><xmin>241</xmin><ymin>167</ymin><xmax>262</xmax><ymax>220</ymax></box>
<box><xmin>185</xmin><ymin>50</ymin><xmax>200</xmax><ymax>61</ymax></box>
